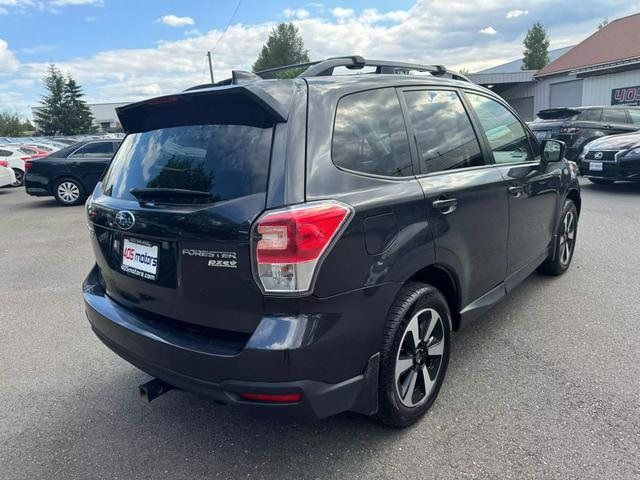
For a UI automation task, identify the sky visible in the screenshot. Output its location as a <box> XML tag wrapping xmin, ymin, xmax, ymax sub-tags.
<box><xmin>1</xmin><ymin>0</ymin><xmax>639</xmax><ymax>119</ymax></box>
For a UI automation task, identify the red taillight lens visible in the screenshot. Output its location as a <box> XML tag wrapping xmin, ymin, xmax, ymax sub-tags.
<box><xmin>0</xmin><ymin>160</ymin><xmax>7</xmax><ymax>168</ymax></box>
<box><xmin>239</xmin><ymin>392</ymin><xmax>302</xmax><ymax>403</ymax></box>
<box><xmin>254</xmin><ymin>201</ymin><xmax>352</xmax><ymax>293</ymax></box>
<box><xmin>24</xmin><ymin>161</ymin><xmax>33</xmax><ymax>172</ymax></box>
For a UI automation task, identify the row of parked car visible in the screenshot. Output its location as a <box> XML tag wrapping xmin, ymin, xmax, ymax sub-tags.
<box><xmin>528</xmin><ymin>105</ymin><xmax>640</xmax><ymax>184</ymax></box>
<box><xmin>0</xmin><ymin>134</ymin><xmax>124</xmax><ymax>205</ymax></box>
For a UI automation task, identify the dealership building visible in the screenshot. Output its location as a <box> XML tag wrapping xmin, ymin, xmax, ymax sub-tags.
<box><xmin>470</xmin><ymin>13</ymin><xmax>640</xmax><ymax>121</ymax></box>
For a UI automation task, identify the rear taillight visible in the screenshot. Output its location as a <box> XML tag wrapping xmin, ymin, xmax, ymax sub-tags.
<box><xmin>253</xmin><ymin>200</ymin><xmax>353</xmax><ymax>294</ymax></box>
<box><xmin>23</xmin><ymin>161</ymin><xmax>33</xmax><ymax>172</ymax></box>
<box><xmin>0</xmin><ymin>160</ymin><xmax>7</xmax><ymax>168</ymax></box>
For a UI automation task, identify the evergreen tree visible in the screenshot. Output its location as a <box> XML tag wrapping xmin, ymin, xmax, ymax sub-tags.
<box><xmin>34</xmin><ymin>65</ymin><xmax>67</xmax><ymax>135</ymax></box>
<box><xmin>33</xmin><ymin>64</ymin><xmax>95</xmax><ymax>135</ymax></box>
<box><xmin>522</xmin><ymin>22</ymin><xmax>550</xmax><ymax>71</ymax></box>
<box><xmin>252</xmin><ymin>23</ymin><xmax>309</xmax><ymax>78</ymax></box>
<box><xmin>63</xmin><ymin>76</ymin><xmax>95</xmax><ymax>134</ymax></box>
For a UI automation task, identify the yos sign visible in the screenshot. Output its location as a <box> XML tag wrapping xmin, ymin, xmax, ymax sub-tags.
<box><xmin>611</xmin><ymin>86</ymin><xmax>640</xmax><ymax>106</ymax></box>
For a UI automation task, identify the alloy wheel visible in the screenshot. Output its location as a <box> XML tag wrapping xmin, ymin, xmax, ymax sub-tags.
<box><xmin>57</xmin><ymin>181</ymin><xmax>80</xmax><ymax>204</ymax></box>
<box><xmin>394</xmin><ymin>308</ymin><xmax>445</xmax><ymax>408</ymax></box>
<box><xmin>559</xmin><ymin>210</ymin><xmax>575</xmax><ymax>265</ymax></box>
<box><xmin>12</xmin><ymin>169</ymin><xmax>24</xmax><ymax>187</ymax></box>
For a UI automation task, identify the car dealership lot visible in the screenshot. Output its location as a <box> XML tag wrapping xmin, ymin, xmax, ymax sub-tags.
<box><xmin>1</xmin><ymin>181</ymin><xmax>639</xmax><ymax>479</ymax></box>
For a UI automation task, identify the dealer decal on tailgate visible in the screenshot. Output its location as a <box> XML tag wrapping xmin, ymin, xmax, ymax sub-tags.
<box><xmin>121</xmin><ymin>238</ymin><xmax>159</xmax><ymax>280</ymax></box>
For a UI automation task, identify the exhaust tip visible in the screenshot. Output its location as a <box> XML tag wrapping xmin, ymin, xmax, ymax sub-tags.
<box><xmin>138</xmin><ymin>378</ymin><xmax>174</xmax><ymax>403</ymax></box>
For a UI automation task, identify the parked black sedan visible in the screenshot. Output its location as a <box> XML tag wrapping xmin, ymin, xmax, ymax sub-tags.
<box><xmin>25</xmin><ymin>140</ymin><xmax>121</xmax><ymax>205</ymax></box>
<box><xmin>529</xmin><ymin>106</ymin><xmax>640</xmax><ymax>160</ymax></box>
<box><xmin>578</xmin><ymin>132</ymin><xmax>640</xmax><ymax>184</ymax></box>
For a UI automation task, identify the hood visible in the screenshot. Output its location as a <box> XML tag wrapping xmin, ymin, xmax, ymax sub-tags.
<box><xmin>585</xmin><ymin>132</ymin><xmax>640</xmax><ymax>151</ymax></box>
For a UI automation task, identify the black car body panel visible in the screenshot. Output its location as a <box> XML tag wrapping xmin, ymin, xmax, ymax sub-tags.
<box><xmin>578</xmin><ymin>131</ymin><xmax>640</xmax><ymax>181</ymax></box>
<box><xmin>25</xmin><ymin>140</ymin><xmax>121</xmax><ymax>198</ymax></box>
<box><xmin>529</xmin><ymin>106</ymin><xmax>640</xmax><ymax>160</ymax></box>
<box><xmin>84</xmin><ymin>70</ymin><xmax>580</xmax><ymax>420</ymax></box>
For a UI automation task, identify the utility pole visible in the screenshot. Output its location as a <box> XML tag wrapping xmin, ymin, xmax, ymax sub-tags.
<box><xmin>207</xmin><ymin>51</ymin><xmax>215</xmax><ymax>83</ymax></box>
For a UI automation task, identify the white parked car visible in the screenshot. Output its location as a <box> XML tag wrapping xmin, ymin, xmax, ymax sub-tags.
<box><xmin>0</xmin><ymin>162</ymin><xmax>17</xmax><ymax>188</ymax></box>
<box><xmin>0</xmin><ymin>144</ymin><xmax>47</xmax><ymax>186</ymax></box>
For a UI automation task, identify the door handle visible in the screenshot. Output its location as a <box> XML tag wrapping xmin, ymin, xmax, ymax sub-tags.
<box><xmin>432</xmin><ymin>198</ymin><xmax>458</xmax><ymax>215</ymax></box>
<box><xmin>508</xmin><ymin>185</ymin><xmax>524</xmax><ymax>197</ymax></box>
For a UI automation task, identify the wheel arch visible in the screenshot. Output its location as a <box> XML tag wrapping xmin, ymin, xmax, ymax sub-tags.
<box><xmin>566</xmin><ymin>188</ymin><xmax>581</xmax><ymax>216</ymax></box>
<box><xmin>406</xmin><ymin>263</ymin><xmax>461</xmax><ymax>331</ymax></box>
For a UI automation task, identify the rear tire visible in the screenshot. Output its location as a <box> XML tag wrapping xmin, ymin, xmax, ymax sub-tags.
<box><xmin>374</xmin><ymin>282</ymin><xmax>451</xmax><ymax>428</ymax></box>
<box><xmin>588</xmin><ymin>178</ymin><xmax>614</xmax><ymax>185</ymax></box>
<box><xmin>539</xmin><ymin>199</ymin><xmax>578</xmax><ymax>276</ymax></box>
<box><xmin>11</xmin><ymin>168</ymin><xmax>24</xmax><ymax>187</ymax></box>
<box><xmin>53</xmin><ymin>178</ymin><xmax>85</xmax><ymax>206</ymax></box>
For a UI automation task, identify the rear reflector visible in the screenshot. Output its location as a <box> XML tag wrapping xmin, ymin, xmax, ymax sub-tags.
<box><xmin>239</xmin><ymin>392</ymin><xmax>302</xmax><ymax>403</ymax></box>
<box><xmin>253</xmin><ymin>201</ymin><xmax>353</xmax><ymax>294</ymax></box>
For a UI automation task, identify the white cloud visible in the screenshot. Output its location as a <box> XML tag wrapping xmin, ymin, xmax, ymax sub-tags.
<box><xmin>51</xmin><ymin>0</ymin><xmax>102</xmax><ymax>5</ymax></box>
<box><xmin>506</xmin><ymin>9</ymin><xmax>529</xmax><ymax>19</ymax></box>
<box><xmin>184</xmin><ymin>28</ymin><xmax>202</xmax><ymax>37</ymax></box>
<box><xmin>85</xmin><ymin>15</ymin><xmax>97</xmax><ymax>22</ymax></box>
<box><xmin>20</xmin><ymin>45</ymin><xmax>57</xmax><ymax>54</ymax></box>
<box><xmin>479</xmin><ymin>26</ymin><xmax>498</xmax><ymax>35</ymax></box>
<box><xmin>0</xmin><ymin>39</ymin><xmax>19</xmax><ymax>72</ymax></box>
<box><xmin>331</xmin><ymin>7</ymin><xmax>354</xmax><ymax>20</ymax></box>
<box><xmin>283</xmin><ymin>8</ymin><xmax>310</xmax><ymax>19</ymax></box>
<box><xmin>157</xmin><ymin>14</ymin><xmax>195</xmax><ymax>27</ymax></box>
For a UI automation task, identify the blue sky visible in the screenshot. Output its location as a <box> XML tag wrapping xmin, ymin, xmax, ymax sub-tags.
<box><xmin>1</xmin><ymin>0</ymin><xmax>639</xmax><ymax>117</ymax></box>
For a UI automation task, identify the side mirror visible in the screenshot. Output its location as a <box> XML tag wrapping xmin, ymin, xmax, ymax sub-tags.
<box><xmin>541</xmin><ymin>139</ymin><xmax>566</xmax><ymax>165</ymax></box>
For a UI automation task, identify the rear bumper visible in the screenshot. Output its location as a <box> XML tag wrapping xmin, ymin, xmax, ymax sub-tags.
<box><xmin>84</xmin><ymin>265</ymin><xmax>395</xmax><ymax>420</ymax></box>
<box><xmin>579</xmin><ymin>158</ymin><xmax>640</xmax><ymax>181</ymax></box>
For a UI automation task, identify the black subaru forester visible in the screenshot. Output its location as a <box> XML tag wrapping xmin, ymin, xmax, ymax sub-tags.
<box><xmin>84</xmin><ymin>56</ymin><xmax>581</xmax><ymax>427</ymax></box>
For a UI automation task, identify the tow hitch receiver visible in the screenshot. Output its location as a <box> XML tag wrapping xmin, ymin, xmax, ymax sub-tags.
<box><xmin>139</xmin><ymin>378</ymin><xmax>174</xmax><ymax>403</ymax></box>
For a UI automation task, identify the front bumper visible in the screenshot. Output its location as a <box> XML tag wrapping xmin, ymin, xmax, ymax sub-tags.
<box><xmin>84</xmin><ymin>266</ymin><xmax>395</xmax><ymax>420</ymax></box>
<box><xmin>579</xmin><ymin>158</ymin><xmax>640</xmax><ymax>181</ymax></box>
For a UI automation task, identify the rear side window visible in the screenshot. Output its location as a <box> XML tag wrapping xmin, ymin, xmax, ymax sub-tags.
<box><xmin>70</xmin><ymin>142</ymin><xmax>114</xmax><ymax>158</ymax></box>
<box><xmin>627</xmin><ymin>109</ymin><xmax>640</xmax><ymax>125</ymax></box>
<box><xmin>0</xmin><ymin>149</ymin><xmax>11</xmax><ymax>157</ymax></box>
<box><xmin>404</xmin><ymin>89</ymin><xmax>483</xmax><ymax>174</ymax></box>
<box><xmin>579</xmin><ymin>108</ymin><xmax>602</xmax><ymax>121</ymax></box>
<box><xmin>102</xmin><ymin>125</ymin><xmax>273</xmax><ymax>202</ymax></box>
<box><xmin>332</xmin><ymin>88</ymin><xmax>413</xmax><ymax>177</ymax></box>
<box><xmin>602</xmin><ymin>109</ymin><xmax>628</xmax><ymax>124</ymax></box>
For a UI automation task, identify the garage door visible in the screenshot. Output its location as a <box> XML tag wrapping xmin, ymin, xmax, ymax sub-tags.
<box><xmin>508</xmin><ymin>97</ymin><xmax>534</xmax><ymax>121</ymax></box>
<box><xmin>550</xmin><ymin>80</ymin><xmax>583</xmax><ymax>108</ymax></box>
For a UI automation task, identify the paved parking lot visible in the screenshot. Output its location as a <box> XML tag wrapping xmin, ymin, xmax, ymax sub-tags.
<box><xmin>1</xmin><ymin>181</ymin><xmax>639</xmax><ymax>480</ymax></box>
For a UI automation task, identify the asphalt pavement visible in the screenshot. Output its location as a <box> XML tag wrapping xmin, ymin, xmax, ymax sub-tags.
<box><xmin>1</xmin><ymin>180</ymin><xmax>639</xmax><ymax>479</ymax></box>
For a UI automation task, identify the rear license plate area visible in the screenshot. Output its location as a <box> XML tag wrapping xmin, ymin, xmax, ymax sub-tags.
<box><xmin>121</xmin><ymin>237</ymin><xmax>160</xmax><ymax>281</ymax></box>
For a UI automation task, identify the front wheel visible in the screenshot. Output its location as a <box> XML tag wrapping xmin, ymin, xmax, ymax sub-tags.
<box><xmin>539</xmin><ymin>199</ymin><xmax>578</xmax><ymax>276</ymax></box>
<box><xmin>375</xmin><ymin>283</ymin><xmax>451</xmax><ymax>428</ymax></box>
<box><xmin>53</xmin><ymin>178</ymin><xmax>85</xmax><ymax>206</ymax></box>
<box><xmin>11</xmin><ymin>168</ymin><xmax>24</xmax><ymax>187</ymax></box>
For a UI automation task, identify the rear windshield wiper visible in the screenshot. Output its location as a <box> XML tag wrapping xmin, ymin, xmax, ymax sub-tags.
<box><xmin>130</xmin><ymin>187</ymin><xmax>215</xmax><ymax>204</ymax></box>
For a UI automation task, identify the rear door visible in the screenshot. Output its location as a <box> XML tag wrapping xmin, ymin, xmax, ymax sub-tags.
<box><xmin>89</xmin><ymin>112</ymin><xmax>277</xmax><ymax>334</ymax></box>
<box><xmin>401</xmin><ymin>87</ymin><xmax>509</xmax><ymax>307</ymax></box>
<box><xmin>67</xmin><ymin>141</ymin><xmax>116</xmax><ymax>191</ymax></box>
<box><xmin>601</xmin><ymin>108</ymin><xmax>637</xmax><ymax>135</ymax></box>
<box><xmin>464</xmin><ymin>91</ymin><xmax>559</xmax><ymax>288</ymax></box>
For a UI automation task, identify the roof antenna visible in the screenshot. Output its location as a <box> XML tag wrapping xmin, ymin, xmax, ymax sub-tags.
<box><xmin>208</xmin><ymin>0</ymin><xmax>242</xmax><ymax>82</ymax></box>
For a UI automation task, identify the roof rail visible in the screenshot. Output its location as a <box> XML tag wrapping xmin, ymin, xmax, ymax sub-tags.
<box><xmin>254</xmin><ymin>55</ymin><xmax>471</xmax><ymax>82</ymax></box>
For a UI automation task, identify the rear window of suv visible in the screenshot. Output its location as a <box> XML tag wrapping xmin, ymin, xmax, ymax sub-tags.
<box><xmin>102</xmin><ymin>124</ymin><xmax>273</xmax><ymax>202</ymax></box>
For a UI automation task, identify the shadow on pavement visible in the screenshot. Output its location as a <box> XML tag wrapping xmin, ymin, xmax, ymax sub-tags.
<box><xmin>580</xmin><ymin>179</ymin><xmax>640</xmax><ymax>195</ymax></box>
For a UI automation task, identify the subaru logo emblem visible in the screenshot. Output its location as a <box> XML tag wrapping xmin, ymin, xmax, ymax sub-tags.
<box><xmin>594</xmin><ymin>151</ymin><xmax>604</xmax><ymax>160</ymax></box>
<box><xmin>115</xmin><ymin>211</ymin><xmax>135</xmax><ymax>230</ymax></box>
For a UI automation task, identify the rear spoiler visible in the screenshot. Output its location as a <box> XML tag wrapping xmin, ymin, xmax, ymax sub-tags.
<box><xmin>116</xmin><ymin>84</ymin><xmax>289</xmax><ymax>134</ymax></box>
<box><xmin>536</xmin><ymin>107</ymin><xmax>581</xmax><ymax>120</ymax></box>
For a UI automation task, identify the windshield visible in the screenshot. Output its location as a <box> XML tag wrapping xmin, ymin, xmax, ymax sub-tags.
<box><xmin>102</xmin><ymin>124</ymin><xmax>273</xmax><ymax>203</ymax></box>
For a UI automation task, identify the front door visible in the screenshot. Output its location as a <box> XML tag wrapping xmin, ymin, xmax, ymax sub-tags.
<box><xmin>464</xmin><ymin>92</ymin><xmax>559</xmax><ymax>288</ymax></box>
<box><xmin>401</xmin><ymin>88</ymin><xmax>509</xmax><ymax>309</ymax></box>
